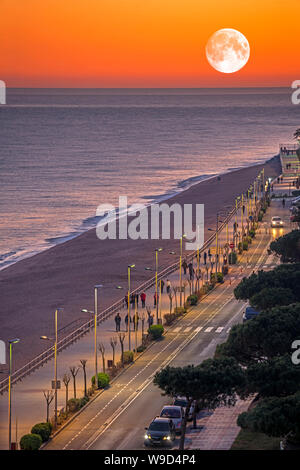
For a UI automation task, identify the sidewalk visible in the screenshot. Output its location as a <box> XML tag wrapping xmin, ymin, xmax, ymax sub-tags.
<box><xmin>186</xmin><ymin>398</ymin><xmax>254</xmax><ymax>450</ymax></box>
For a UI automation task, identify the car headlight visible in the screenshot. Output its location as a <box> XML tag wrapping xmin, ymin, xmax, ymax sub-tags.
<box><xmin>144</xmin><ymin>434</ymin><xmax>150</xmax><ymax>439</ymax></box>
<box><xmin>280</xmin><ymin>221</ymin><xmax>283</xmax><ymax>224</ymax></box>
<box><xmin>163</xmin><ymin>435</ymin><xmax>171</xmax><ymax>440</ymax></box>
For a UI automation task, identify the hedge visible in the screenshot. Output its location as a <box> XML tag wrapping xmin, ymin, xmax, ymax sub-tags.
<box><xmin>91</xmin><ymin>372</ymin><xmax>110</xmax><ymax>389</ymax></box>
<box><xmin>148</xmin><ymin>324</ymin><xmax>164</xmax><ymax>340</ymax></box>
<box><xmin>31</xmin><ymin>422</ymin><xmax>52</xmax><ymax>442</ymax></box>
<box><xmin>123</xmin><ymin>351</ymin><xmax>134</xmax><ymax>364</ymax></box>
<box><xmin>20</xmin><ymin>433</ymin><xmax>42</xmax><ymax>451</ymax></box>
<box><xmin>186</xmin><ymin>294</ymin><xmax>198</xmax><ymax>306</ymax></box>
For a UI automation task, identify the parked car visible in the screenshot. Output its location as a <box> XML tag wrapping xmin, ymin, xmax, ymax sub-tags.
<box><xmin>243</xmin><ymin>306</ymin><xmax>260</xmax><ymax>322</ymax></box>
<box><xmin>160</xmin><ymin>405</ymin><xmax>184</xmax><ymax>433</ymax></box>
<box><xmin>271</xmin><ymin>216</ymin><xmax>284</xmax><ymax>227</ymax></box>
<box><xmin>144</xmin><ymin>418</ymin><xmax>176</xmax><ymax>447</ymax></box>
<box><xmin>172</xmin><ymin>396</ymin><xmax>195</xmax><ymax>421</ymax></box>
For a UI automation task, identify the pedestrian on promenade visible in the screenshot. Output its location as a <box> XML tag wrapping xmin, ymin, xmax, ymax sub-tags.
<box><xmin>148</xmin><ymin>314</ymin><xmax>154</xmax><ymax>328</ymax></box>
<box><xmin>160</xmin><ymin>279</ymin><xmax>165</xmax><ymax>293</ymax></box>
<box><xmin>154</xmin><ymin>292</ymin><xmax>159</xmax><ymax>307</ymax></box>
<box><xmin>203</xmin><ymin>251</ymin><xmax>207</xmax><ymax>265</ymax></box>
<box><xmin>282</xmin><ymin>198</ymin><xmax>286</xmax><ymax>207</ymax></box>
<box><xmin>140</xmin><ymin>292</ymin><xmax>146</xmax><ymax>308</ymax></box>
<box><xmin>125</xmin><ymin>314</ymin><xmax>131</xmax><ymax>332</ymax></box>
<box><xmin>135</xmin><ymin>293</ymin><xmax>139</xmax><ymax>307</ymax></box>
<box><xmin>182</xmin><ymin>259</ymin><xmax>188</xmax><ymax>275</ymax></box>
<box><xmin>188</xmin><ymin>262</ymin><xmax>193</xmax><ymax>280</ymax></box>
<box><xmin>124</xmin><ymin>295</ymin><xmax>128</xmax><ymax>309</ymax></box>
<box><xmin>114</xmin><ymin>312</ymin><xmax>121</xmax><ymax>332</ymax></box>
<box><xmin>166</xmin><ymin>279</ymin><xmax>171</xmax><ymax>294</ymax></box>
<box><xmin>130</xmin><ymin>293</ymin><xmax>135</xmax><ymax>309</ymax></box>
<box><xmin>133</xmin><ymin>313</ymin><xmax>139</xmax><ymax>331</ymax></box>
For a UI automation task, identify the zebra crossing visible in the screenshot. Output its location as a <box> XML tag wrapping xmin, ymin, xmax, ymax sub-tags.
<box><xmin>172</xmin><ymin>325</ymin><xmax>231</xmax><ymax>335</ymax></box>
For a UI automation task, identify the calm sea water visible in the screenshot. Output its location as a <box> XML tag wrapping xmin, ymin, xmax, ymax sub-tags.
<box><xmin>0</xmin><ymin>88</ymin><xmax>298</xmax><ymax>269</ymax></box>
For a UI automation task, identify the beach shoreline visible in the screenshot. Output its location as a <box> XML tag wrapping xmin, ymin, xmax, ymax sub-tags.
<box><xmin>0</xmin><ymin>154</ymin><xmax>281</xmax><ymax>370</ymax></box>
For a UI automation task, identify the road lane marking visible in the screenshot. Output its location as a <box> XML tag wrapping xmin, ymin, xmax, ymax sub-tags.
<box><xmin>194</xmin><ymin>327</ymin><xmax>203</xmax><ymax>332</ymax></box>
<box><xmin>173</xmin><ymin>327</ymin><xmax>182</xmax><ymax>332</ymax></box>
<box><xmin>184</xmin><ymin>327</ymin><xmax>192</xmax><ymax>333</ymax></box>
<box><xmin>204</xmin><ymin>327</ymin><xmax>214</xmax><ymax>332</ymax></box>
<box><xmin>215</xmin><ymin>327</ymin><xmax>224</xmax><ymax>333</ymax></box>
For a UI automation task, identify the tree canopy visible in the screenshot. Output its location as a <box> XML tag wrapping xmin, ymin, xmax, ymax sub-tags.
<box><xmin>269</xmin><ymin>230</ymin><xmax>300</xmax><ymax>263</ymax></box>
<box><xmin>245</xmin><ymin>354</ymin><xmax>300</xmax><ymax>398</ymax></box>
<box><xmin>237</xmin><ymin>392</ymin><xmax>300</xmax><ymax>438</ymax></box>
<box><xmin>250</xmin><ymin>287</ymin><xmax>295</xmax><ymax>311</ymax></box>
<box><xmin>215</xmin><ymin>303</ymin><xmax>300</xmax><ymax>366</ymax></box>
<box><xmin>234</xmin><ymin>263</ymin><xmax>300</xmax><ymax>303</ymax></box>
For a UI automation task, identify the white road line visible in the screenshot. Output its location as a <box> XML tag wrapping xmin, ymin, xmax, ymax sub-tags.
<box><xmin>204</xmin><ymin>327</ymin><xmax>214</xmax><ymax>333</ymax></box>
<box><xmin>215</xmin><ymin>327</ymin><xmax>224</xmax><ymax>333</ymax></box>
<box><xmin>184</xmin><ymin>327</ymin><xmax>192</xmax><ymax>333</ymax></box>
<box><xmin>194</xmin><ymin>327</ymin><xmax>203</xmax><ymax>333</ymax></box>
<box><xmin>227</xmin><ymin>328</ymin><xmax>231</xmax><ymax>333</ymax></box>
<box><xmin>173</xmin><ymin>327</ymin><xmax>182</xmax><ymax>333</ymax></box>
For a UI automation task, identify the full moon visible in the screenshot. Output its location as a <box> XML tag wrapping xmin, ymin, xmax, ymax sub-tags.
<box><xmin>206</xmin><ymin>28</ymin><xmax>250</xmax><ymax>74</ymax></box>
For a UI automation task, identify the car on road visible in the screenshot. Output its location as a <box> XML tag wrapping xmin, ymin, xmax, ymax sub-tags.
<box><xmin>271</xmin><ymin>216</ymin><xmax>284</xmax><ymax>228</ymax></box>
<box><xmin>144</xmin><ymin>418</ymin><xmax>176</xmax><ymax>447</ymax></box>
<box><xmin>243</xmin><ymin>306</ymin><xmax>260</xmax><ymax>322</ymax></box>
<box><xmin>160</xmin><ymin>405</ymin><xmax>184</xmax><ymax>433</ymax></box>
<box><xmin>172</xmin><ymin>397</ymin><xmax>195</xmax><ymax>421</ymax></box>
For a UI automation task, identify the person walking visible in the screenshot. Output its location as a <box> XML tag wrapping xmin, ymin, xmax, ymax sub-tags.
<box><xmin>148</xmin><ymin>314</ymin><xmax>154</xmax><ymax>328</ymax></box>
<box><xmin>114</xmin><ymin>312</ymin><xmax>121</xmax><ymax>332</ymax></box>
<box><xmin>282</xmin><ymin>198</ymin><xmax>286</xmax><ymax>208</ymax></box>
<box><xmin>188</xmin><ymin>262</ymin><xmax>193</xmax><ymax>280</ymax></box>
<box><xmin>125</xmin><ymin>314</ymin><xmax>131</xmax><ymax>332</ymax></box>
<box><xmin>182</xmin><ymin>259</ymin><xmax>188</xmax><ymax>275</ymax></box>
<box><xmin>160</xmin><ymin>279</ymin><xmax>165</xmax><ymax>293</ymax></box>
<box><xmin>154</xmin><ymin>292</ymin><xmax>159</xmax><ymax>307</ymax></box>
<box><xmin>166</xmin><ymin>279</ymin><xmax>171</xmax><ymax>294</ymax></box>
<box><xmin>140</xmin><ymin>292</ymin><xmax>146</xmax><ymax>308</ymax></box>
<box><xmin>124</xmin><ymin>295</ymin><xmax>128</xmax><ymax>309</ymax></box>
<box><xmin>133</xmin><ymin>313</ymin><xmax>139</xmax><ymax>331</ymax></box>
<box><xmin>135</xmin><ymin>293</ymin><xmax>139</xmax><ymax>307</ymax></box>
<box><xmin>203</xmin><ymin>251</ymin><xmax>207</xmax><ymax>265</ymax></box>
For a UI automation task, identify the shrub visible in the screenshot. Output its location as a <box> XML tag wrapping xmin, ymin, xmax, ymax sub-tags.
<box><xmin>249</xmin><ymin>229</ymin><xmax>256</xmax><ymax>238</ymax></box>
<box><xmin>247</xmin><ymin>236</ymin><xmax>252</xmax><ymax>244</ymax></box>
<box><xmin>123</xmin><ymin>351</ymin><xmax>134</xmax><ymax>364</ymax></box>
<box><xmin>91</xmin><ymin>372</ymin><xmax>110</xmax><ymax>388</ymax></box>
<box><xmin>67</xmin><ymin>398</ymin><xmax>81</xmax><ymax>412</ymax></box>
<box><xmin>164</xmin><ymin>313</ymin><xmax>176</xmax><ymax>325</ymax></box>
<box><xmin>79</xmin><ymin>396</ymin><xmax>89</xmax><ymax>408</ymax></box>
<box><xmin>229</xmin><ymin>252</ymin><xmax>237</xmax><ymax>265</ymax></box>
<box><xmin>242</xmin><ymin>240</ymin><xmax>249</xmax><ymax>251</ymax></box>
<box><xmin>136</xmin><ymin>345</ymin><xmax>146</xmax><ymax>353</ymax></box>
<box><xmin>20</xmin><ymin>433</ymin><xmax>42</xmax><ymax>451</ymax></box>
<box><xmin>186</xmin><ymin>294</ymin><xmax>198</xmax><ymax>306</ymax></box>
<box><xmin>174</xmin><ymin>306</ymin><xmax>186</xmax><ymax>315</ymax></box>
<box><xmin>31</xmin><ymin>422</ymin><xmax>52</xmax><ymax>442</ymax></box>
<box><xmin>216</xmin><ymin>272</ymin><xmax>224</xmax><ymax>283</ymax></box>
<box><xmin>199</xmin><ymin>284</ymin><xmax>209</xmax><ymax>295</ymax></box>
<box><xmin>148</xmin><ymin>324</ymin><xmax>164</xmax><ymax>340</ymax></box>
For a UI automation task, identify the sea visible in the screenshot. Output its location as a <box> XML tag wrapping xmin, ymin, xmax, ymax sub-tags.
<box><xmin>0</xmin><ymin>87</ymin><xmax>298</xmax><ymax>270</ymax></box>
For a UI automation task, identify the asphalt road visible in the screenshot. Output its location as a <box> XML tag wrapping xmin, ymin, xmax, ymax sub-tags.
<box><xmin>45</xmin><ymin>199</ymin><xmax>290</xmax><ymax>451</ymax></box>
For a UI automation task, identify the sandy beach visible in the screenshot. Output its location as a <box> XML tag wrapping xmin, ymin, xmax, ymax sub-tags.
<box><xmin>0</xmin><ymin>156</ymin><xmax>281</xmax><ymax>371</ymax></box>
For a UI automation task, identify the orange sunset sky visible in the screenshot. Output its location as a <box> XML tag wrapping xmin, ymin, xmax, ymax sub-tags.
<box><xmin>1</xmin><ymin>0</ymin><xmax>299</xmax><ymax>87</ymax></box>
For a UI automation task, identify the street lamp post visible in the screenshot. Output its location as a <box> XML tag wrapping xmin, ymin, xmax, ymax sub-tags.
<box><xmin>8</xmin><ymin>338</ymin><xmax>20</xmax><ymax>450</ymax></box>
<box><xmin>179</xmin><ymin>235</ymin><xmax>186</xmax><ymax>307</ymax></box>
<box><xmin>127</xmin><ymin>264</ymin><xmax>135</xmax><ymax>351</ymax></box>
<box><xmin>155</xmin><ymin>248</ymin><xmax>163</xmax><ymax>324</ymax></box>
<box><xmin>40</xmin><ymin>307</ymin><xmax>63</xmax><ymax>430</ymax></box>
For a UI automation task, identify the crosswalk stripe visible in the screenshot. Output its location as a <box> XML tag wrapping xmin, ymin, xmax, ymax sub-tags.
<box><xmin>184</xmin><ymin>327</ymin><xmax>192</xmax><ymax>333</ymax></box>
<box><xmin>204</xmin><ymin>327</ymin><xmax>214</xmax><ymax>333</ymax></box>
<box><xmin>227</xmin><ymin>328</ymin><xmax>231</xmax><ymax>333</ymax></box>
<box><xmin>195</xmin><ymin>326</ymin><xmax>203</xmax><ymax>333</ymax></box>
<box><xmin>216</xmin><ymin>327</ymin><xmax>224</xmax><ymax>333</ymax></box>
<box><xmin>173</xmin><ymin>327</ymin><xmax>182</xmax><ymax>333</ymax></box>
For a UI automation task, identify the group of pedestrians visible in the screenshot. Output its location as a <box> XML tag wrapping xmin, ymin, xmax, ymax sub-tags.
<box><xmin>114</xmin><ymin>307</ymin><xmax>154</xmax><ymax>332</ymax></box>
